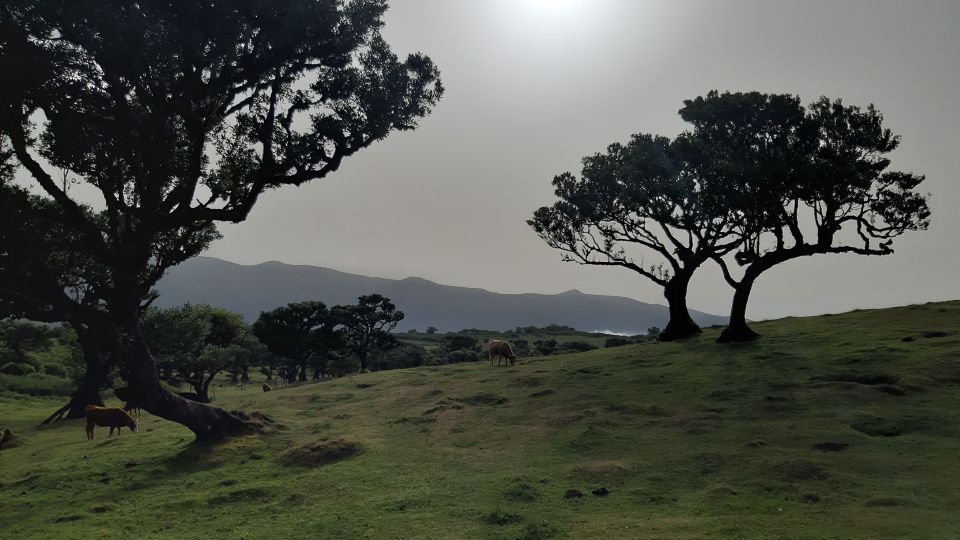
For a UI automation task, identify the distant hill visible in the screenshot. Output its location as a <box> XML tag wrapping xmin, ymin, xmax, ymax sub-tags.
<box><xmin>154</xmin><ymin>257</ymin><xmax>727</xmax><ymax>334</ymax></box>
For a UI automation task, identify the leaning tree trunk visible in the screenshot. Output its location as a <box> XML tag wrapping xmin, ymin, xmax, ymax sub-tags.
<box><xmin>41</xmin><ymin>358</ymin><xmax>106</xmax><ymax>424</ymax></box>
<box><xmin>717</xmin><ymin>273</ymin><xmax>760</xmax><ymax>343</ymax></box>
<box><xmin>119</xmin><ymin>316</ymin><xmax>258</xmax><ymax>441</ymax></box>
<box><xmin>42</xmin><ymin>325</ymin><xmax>109</xmax><ymax>425</ymax></box>
<box><xmin>658</xmin><ymin>271</ymin><xmax>702</xmax><ymax>341</ymax></box>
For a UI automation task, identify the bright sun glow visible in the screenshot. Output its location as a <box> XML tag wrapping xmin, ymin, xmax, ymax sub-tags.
<box><xmin>525</xmin><ymin>0</ymin><xmax>584</xmax><ymax>14</ymax></box>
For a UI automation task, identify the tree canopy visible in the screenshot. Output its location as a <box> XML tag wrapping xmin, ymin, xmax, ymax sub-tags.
<box><xmin>530</xmin><ymin>90</ymin><xmax>930</xmax><ymax>343</ymax></box>
<box><xmin>0</xmin><ymin>0</ymin><xmax>442</xmax><ymax>438</ymax></box>
<box><xmin>680</xmin><ymin>91</ymin><xmax>930</xmax><ymax>341</ymax></box>
<box><xmin>529</xmin><ymin>133</ymin><xmax>740</xmax><ymax>340</ymax></box>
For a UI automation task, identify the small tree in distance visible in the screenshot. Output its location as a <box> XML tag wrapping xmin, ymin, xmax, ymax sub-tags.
<box><xmin>252</xmin><ymin>302</ymin><xmax>342</xmax><ymax>383</ymax></box>
<box><xmin>142</xmin><ymin>305</ymin><xmax>250</xmax><ymax>403</ymax></box>
<box><xmin>336</xmin><ymin>294</ymin><xmax>405</xmax><ymax>371</ymax></box>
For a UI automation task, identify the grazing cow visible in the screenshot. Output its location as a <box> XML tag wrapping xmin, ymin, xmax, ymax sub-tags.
<box><xmin>488</xmin><ymin>340</ymin><xmax>517</xmax><ymax>367</ymax></box>
<box><xmin>262</xmin><ymin>383</ymin><xmax>273</xmax><ymax>392</ymax></box>
<box><xmin>85</xmin><ymin>405</ymin><xmax>138</xmax><ymax>440</ymax></box>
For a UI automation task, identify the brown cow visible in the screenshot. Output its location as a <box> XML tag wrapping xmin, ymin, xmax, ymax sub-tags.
<box><xmin>262</xmin><ymin>383</ymin><xmax>273</xmax><ymax>392</ymax></box>
<box><xmin>85</xmin><ymin>405</ymin><xmax>138</xmax><ymax>440</ymax></box>
<box><xmin>488</xmin><ymin>340</ymin><xmax>517</xmax><ymax>367</ymax></box>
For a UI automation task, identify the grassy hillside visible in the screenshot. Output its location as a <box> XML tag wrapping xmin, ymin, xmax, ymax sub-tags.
<box><xmin>2</xmin><ymin>302</ymin><xmax>959</xmax><ymax>539</ymax></box>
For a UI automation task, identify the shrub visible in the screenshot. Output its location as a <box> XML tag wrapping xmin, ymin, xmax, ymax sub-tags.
<box><xmin>533</xmin><ymin>339</ymin><xmax>557</xmax><ymax>356</ymax></box>
<box><xmin>441</xmin><ymin>335</ymin><xmax>478</xmax><ymax>353</ymax></box>
<box><xmin>42</xmin><ymin>363</ymin><xmax>69</xmax><ymax>378</ymax></box>
<box><xmin>0</xmin><ymin>373</ymin><xmax>75</xmax><ymax>396</ymax></box>
<box><xmin>444</xmin><ymin>350</ymin><xmax>479</xmax><ymax>364</ymax></box>
<box><xmin>379</xmin><ymin>344</ymin><xmax>427</xmax><ymax>370</ymax></box>
<box><xmin>328</xmin><ymin>355</ymin><xmax>361</xmax><ymax>377</ymax></box>
<box><xmin>0</xmin><ymin>362</ymin><xmax>36</xmax><ymax>376</ymax></box>
<box><xmin>561</xmin><ymin>341</ymin><xmax>596</xmax><ymax>352</ymax></box>
<box><xmin>604</xmin><ymin>337</ymin><xmax>633</xmax><ymax>348</ymax></box>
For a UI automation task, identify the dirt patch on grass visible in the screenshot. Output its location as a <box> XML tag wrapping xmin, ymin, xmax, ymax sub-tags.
<box><xmin>812</xmin><ymin>442</ymin><xmax>850</xmax><ymax>452</ymax></box>
<box><xmin>453</xmin><ymin>393</ymin><xmax>508</xmax><ymax>406</ymax></box>
<box><xmin>514</xmin><ymin>377</ymin><xmax>542</xmax><ymax>387</ymax></box>
<box><xmin>530</xmin><ymin>389</ymin><xmax>556</xmax><ymax>398</ymax></box>
<box><xmin>765</xmin><ymin>460</ymin><xmax>828</xmax><ymax>482</ymax></box>
<box><xmin>279</xmin><ymin>438</ymin><xmax>362</xmax><ymax>467</ymax></box>
<box><xmin>52</xmin><ymin>515</ymin><xmax>84</xmax><ymax>523</ymax></box>
<box><xmin>921</xmin><ymin>331</ymin><xmax>948</xmax><ymax>338</ymax></box>
<box><xmin>563</xmin><ymin>489</ymin><xmax>584</xmax><ymax>499</ymax></box>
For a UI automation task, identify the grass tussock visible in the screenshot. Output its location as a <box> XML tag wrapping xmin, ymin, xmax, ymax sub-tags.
<box><xmin>278</xmin><ymin>438</ymin><xmax>362</xmax><ymax>467</ymax></box>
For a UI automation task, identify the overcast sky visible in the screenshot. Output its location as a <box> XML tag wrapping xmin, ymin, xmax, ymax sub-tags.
<box><xmin>187</xmin><ymin>1</ymin><xmax>957</xmax><ymax>319</ymax></box>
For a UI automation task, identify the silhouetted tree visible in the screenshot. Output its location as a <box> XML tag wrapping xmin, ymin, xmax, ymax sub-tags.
<box><xmin>252</xmin><ymin>302</ymin><xmax>343</xmax><ymax>383</ymax></box>
<box><xmin>529</xmin><ymin>134</ymin><xmax>740</xmax><ymax>340</ymax></box>
<box><xmin>426</xmin><ymin>326</ymin><xmax>439</xmax><ymax>335</ymax></box>
<box><xmin>335</xmin><ymin>294</ymin><xmax>404</xmax><ymax>371</ymax></box>
<box><xmin>0</xmin><ymin>1</ymin><xmax>441</xmax><ymax>438</ymax></box>
<box><xmin>680</xmin><ymin>91</ymin><xmax>931</xmax><ymax>341</ymax></box>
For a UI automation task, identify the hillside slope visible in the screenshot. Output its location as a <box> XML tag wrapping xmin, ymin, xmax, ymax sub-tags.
<box><xmin>154</xmin><ymin>257</ymin><xmax>726</xmax><ymax>333</ymax></box>
<box><xmin>2</xmin><ymin>301</ymin><xmax>959</xmax><ymax>538</ymax></box>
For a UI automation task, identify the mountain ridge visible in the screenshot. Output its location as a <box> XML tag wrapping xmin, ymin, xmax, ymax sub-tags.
<box><xmin>155</xmin><ymin>256</ymin><xmax>727</xmax><ymax>334</ymax></box>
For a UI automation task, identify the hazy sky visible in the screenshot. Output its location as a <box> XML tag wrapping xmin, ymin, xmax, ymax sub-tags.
<box><xmin>60</xmin><ymin>1</ymin><xmax>960</xmax><ymax>319</ymax></box>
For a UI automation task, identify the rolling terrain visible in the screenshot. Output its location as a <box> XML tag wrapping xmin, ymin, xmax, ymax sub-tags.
<box><xmin>2</xmin><ymin>301</ymin><xmax>959</xmax><ymax>538</ymax></box>
<box><xmin>155</xmin><ymin>257</ymin><xmax>726</xmax><ymax>334</ymax></box>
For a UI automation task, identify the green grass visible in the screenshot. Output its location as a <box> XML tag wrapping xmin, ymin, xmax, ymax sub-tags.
<box><xmin>2</xmin><ymin>301</ymin><xmax>960</xmax><ymax>538</ymax></box>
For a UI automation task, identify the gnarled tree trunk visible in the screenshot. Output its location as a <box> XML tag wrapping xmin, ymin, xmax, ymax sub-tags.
<box><xmin>658</xmin><ymin>270</ymin><xmax>702</xmax><ymax>341</ymax></box>
<box><xmin>42</xmin><ymin>324</ymin><xmax>108</xmax><ymax>425</ymax></box>
<box><xmin>119</xmin><ymin>316</ymin><xmax>257</xmax><ymax>441</ymax></box>
<box><xmin>717</xmin><ymin>272</ymin><xmax>760</xmax><ymax>343</ymax></box>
